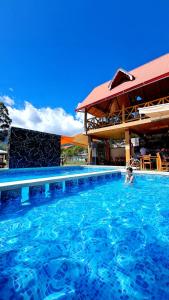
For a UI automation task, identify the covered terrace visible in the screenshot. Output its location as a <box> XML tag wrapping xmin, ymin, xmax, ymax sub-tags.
<box><xmin>76</xmin><ymin>53</ymin><xmax>169</xmax><ymax>170</ymax></box>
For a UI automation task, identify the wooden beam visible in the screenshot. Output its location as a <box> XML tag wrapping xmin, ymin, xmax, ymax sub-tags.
<box><xmin>116</xmin><ymin>97</ymin><xmax>121</xmax><ymax>110</ymax></box>
<box><xmin>125</xmin><ymin>129</ymin><xmax>131</xmax><ymax>164</ymax></box>
<box><xmin>108</xmin><ymin>99</ymin><xmax>114</xmax><ymax>112</ymax></box>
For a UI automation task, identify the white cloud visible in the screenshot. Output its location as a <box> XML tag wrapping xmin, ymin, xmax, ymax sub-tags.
<box><xmin>7</xmin><ymin>101</ymin><xmax>84</xmax><ymax>136</ymax></box>
<box><xmin>0</xmin><ymin>95</ymin><xmax>15</xmax><ymax>106</ymax></box>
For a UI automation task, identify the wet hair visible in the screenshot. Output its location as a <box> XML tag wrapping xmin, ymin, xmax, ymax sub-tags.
<box><xmin>127</xmin><ymin>167</ymin><xmax>133</xmax><ymax>173</ymax></box>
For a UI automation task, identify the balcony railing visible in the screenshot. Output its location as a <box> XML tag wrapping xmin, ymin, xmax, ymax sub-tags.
<box><xmin>86</xmin><ymin>95</ymin><xmax>169</xmax><ymax>131</ymax></box>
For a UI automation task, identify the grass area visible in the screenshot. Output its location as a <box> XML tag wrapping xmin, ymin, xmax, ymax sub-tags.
<box><xmin>63</xmin><ymin>161</ymin><xmax>87</xmax><ymax>166</ymax></box>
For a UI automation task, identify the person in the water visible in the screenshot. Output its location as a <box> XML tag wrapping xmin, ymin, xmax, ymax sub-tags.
<box><xmin>125</xmin><ymin>167</ymin><xmax>134</xmax><ymax>183</ymax></box>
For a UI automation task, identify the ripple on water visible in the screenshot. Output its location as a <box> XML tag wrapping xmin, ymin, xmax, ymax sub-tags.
<box><xmin>0</xmin><ymin>175</ymin><xmax>169</xmax><ymax>299</ymax></box>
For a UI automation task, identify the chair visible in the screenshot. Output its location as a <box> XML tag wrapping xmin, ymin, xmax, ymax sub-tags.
<box><xmin>127</xmin><ymin>157</ymin><xmax>140</xmax><ymax>169</ymax></box>
<box><xmin>156</xmin><ymin>152</ymin><xmax>169</xmax><ymax>171</ymax></box>
<box><xmin>142</xmin><ymin>155</ymin><xmax>152</xmax><ymax>170</ymax></box>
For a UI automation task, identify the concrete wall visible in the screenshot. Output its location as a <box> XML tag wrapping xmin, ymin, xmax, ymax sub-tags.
<box><xmin>8</xmin><ymin>127</ymin><xmax>61</xmax><ymax>168</ymax></box>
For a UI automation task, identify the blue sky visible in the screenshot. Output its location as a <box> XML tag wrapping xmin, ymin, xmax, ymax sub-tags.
<box><xmin>0</xmin><ymin>0</ymin><xmax>169</xmax><ymax>135</ymax></box>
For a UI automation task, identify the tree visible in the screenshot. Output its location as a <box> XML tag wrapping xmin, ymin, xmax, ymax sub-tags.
<box><xmin>0</xmin><ymin>102</ymin><xmax>12</xmax><ymax>130</ymax></box>
<box><xmin>61</xmin><ymin>145</ymin><xmax>86</xmax><ymax>158</ymax></box>
<box><xmin>0</xmin><ymin>102</ymin><xmax>12</xmax><ymax>141</ymax></box>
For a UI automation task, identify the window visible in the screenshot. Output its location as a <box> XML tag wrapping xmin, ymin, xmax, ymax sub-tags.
<box><xmin>135</xmin><ymin>96</ymin><xmax>143</xmax><ymax>101</ymax></box>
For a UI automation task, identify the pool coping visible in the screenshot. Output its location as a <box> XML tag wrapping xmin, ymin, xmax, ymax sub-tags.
<box><xmin>0</xmin><ymin>169</ymin><xmax>119</xmax><ymax>191</ymax></box>
<box><xmin>120</xmin><ymin>169</ymin><xmax>169</xmax><ymax>176</ymax></box>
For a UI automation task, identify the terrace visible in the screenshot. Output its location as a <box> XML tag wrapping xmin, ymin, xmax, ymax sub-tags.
<box><xmin>86</xmin><ymin>95</ymin><xmax>169</xmax><ymax>131</ymax></box>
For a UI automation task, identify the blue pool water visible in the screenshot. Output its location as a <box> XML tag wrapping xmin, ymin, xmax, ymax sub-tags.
<box><xmin>0</xmin><ymin>166</ymin><xmax>115</xmax><ymax>183</ymax></box>
<box><xmin>0</xmin><ymin>174</ymin><xmax>169</xmax><ymax>299</ymax></box>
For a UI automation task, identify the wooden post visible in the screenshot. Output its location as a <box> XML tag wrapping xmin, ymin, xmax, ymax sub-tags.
<box><xmin>84</xmin><ymin>109</ymin><xmax>87</xmax><ymax>133</ymax></box>
<box><xmin>125</xmin><ymin>129</ymin><xmax>131</xmax><ymax>165</ymax></box>
<box><xmin>88</xmin><ymin>135</ymin><xmax>92</xmax><ymax>164</ymax></box>
<box><xmin>122</xmin><ymin>104</ymin><xmax>125</xmax><ymax>123</ymax></box>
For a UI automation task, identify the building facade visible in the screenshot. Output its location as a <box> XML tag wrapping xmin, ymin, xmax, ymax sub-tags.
<box><xmin>76</xmin><ymin>54</ymin><xmax>169</xmax><ymax>165</ymax></box>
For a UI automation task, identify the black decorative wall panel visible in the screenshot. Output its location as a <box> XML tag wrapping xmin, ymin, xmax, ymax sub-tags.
<box><xmin>8</xmin><ymin>127</ymin><xmax>61</xmax><ymax>168</ymax></box>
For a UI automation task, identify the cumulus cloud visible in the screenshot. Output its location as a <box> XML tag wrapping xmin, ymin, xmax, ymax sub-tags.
<box><xmin>7</xmin><ymin>101</ymin><xmax>84</xmax><ymax>136</ymax></box>
<box><xmin>0</xmin><ymin>95</ymin><xmax>15</xmax><ymax>106</ymax></box>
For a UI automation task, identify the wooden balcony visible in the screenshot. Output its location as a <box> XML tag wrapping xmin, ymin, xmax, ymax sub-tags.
<box><xmin>86</xmin><ymin>96</ymin><xmax>169</xmax><ymax>131</ymax></box>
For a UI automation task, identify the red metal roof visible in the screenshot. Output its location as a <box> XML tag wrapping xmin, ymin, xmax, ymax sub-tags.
<box><xmin>76</xmin><ymin>53</ymin><xmax>169</xmax><ymax>111</ymax></box>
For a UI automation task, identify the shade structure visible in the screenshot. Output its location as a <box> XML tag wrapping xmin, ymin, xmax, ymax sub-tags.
<box><xmin>61</xmin><ymin>133</ymin><xmax>88</xmax><ymax>147</ymax></box>
<box><xmin>61</xmin><ymin>136</ymin><xmax>74</xmax><ymax>145</ymax></box>
<box><xmin>139</xmin><ymin>103</ymin><xmax>169</xmax><ymax>119</ymax></box>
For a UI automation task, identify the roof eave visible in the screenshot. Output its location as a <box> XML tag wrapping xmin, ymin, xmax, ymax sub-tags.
<box><xmin>76</xmin><ymin>72</ymin><xmax>169</xmax><ymax>112</ymax></box>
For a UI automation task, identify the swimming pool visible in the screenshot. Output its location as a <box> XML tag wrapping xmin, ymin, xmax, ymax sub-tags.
<box><xmin>0</xmin><ymin>166</ymin><xmax>115</xmax><ymax>183</ymax></box>
<box><xmin>0</xmin><ymin>173</ymin><xmax>169</xmax><ymax>299</ymax></box>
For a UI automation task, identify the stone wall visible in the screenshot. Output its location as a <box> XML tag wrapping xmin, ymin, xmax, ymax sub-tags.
<box><xmin>8</xmin><ymin>127</ymin><xmax>61</xmax><ymax>168</ymax></box>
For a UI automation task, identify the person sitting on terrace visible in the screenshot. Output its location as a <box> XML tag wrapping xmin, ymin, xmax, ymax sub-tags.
<box><xmin>160</xmin><ymin>148</ymin><xmax>169</xmax><ymax>162</ymax></box>
<box><xmin>125</xmin><ymin>167</ymin><xmax>134</xmax><ymax>184</ymax></box>
<box><xmin>140</xmin><ymin>146</ymin><xmax>147</xmax><ymax>156</ymax></box>
<box><xmin>126</xmin><ymin>156</ymin><xmax>140</xmax><ymax>169</ymax></box>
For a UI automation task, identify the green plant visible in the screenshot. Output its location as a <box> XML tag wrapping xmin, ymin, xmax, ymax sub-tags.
<box><xmin>61</xmin><ymin>145</ymin><xmax>86</xmax><ymax>158</ymax></box>
<box><xmin>0</xmin><ymin>102</ymin><xmax>12</xmax><ymax>142</ymax></box>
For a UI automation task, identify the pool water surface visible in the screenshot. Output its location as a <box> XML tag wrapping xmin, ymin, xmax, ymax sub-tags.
<box><xmin>0</xmin><ymin>174</ymin><xmax>169</xmax><ymax>299</ymax></box>
<box><xmin>0</xmin><ymin>166</ymin><xmax>115</xmax><ymax>183</ymax></box>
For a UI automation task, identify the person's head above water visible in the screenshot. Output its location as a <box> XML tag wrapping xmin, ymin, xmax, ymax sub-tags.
<box><xmin>126</xmin><ymin>167</ymin><xmax>133</xmax><ymax>174</ymax></box>
<box><xmin>125</xmin><ymin>166</ymin><xmax>134</xmax><ymax>183</ymax></box>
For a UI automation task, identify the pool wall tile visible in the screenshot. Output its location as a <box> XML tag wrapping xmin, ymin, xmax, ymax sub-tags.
<box><xmin>97</xmin><ymin>174</ymin><xmax>104</xmax><ymax>180</ymax></box>
<box><xmin>105</xmin><ymin>174</ymin><xmax>112</xmax><ymax>180</ymax></box>
<box><xmin>0</xmin><ymin>188</ymin><xmax>22</xmax><ymax>211</ymax></box>
<box><xmin>65</xmin><ymin>179</ymin><xmax>78</xmax><ymax>192</ymax></box>
<box><xmin>29</xmin><ymin>185</ymin><xmax>46</xmax><ymax>198</ymax></box>
<box><xmin>1</xmin><ymin>188</ymin><xmax>22</xmax><ymax>201</ymax></box>
<box><xmin>88</xmin><ymin>177</ymin><xmax>97</xmax><ymax>184</ymax></box>
<box><xmin>49</xmin><ymin>182</ymin><xmax>63</xmax><ymax>192</ymax></box>
<box><xmin>78</xmin><ymin>178</ymin><xmax>85</xmax><ymax>186</ymax></box>
<box><xmin>49</xmin><ymin>182</ymin><xmax>65</xmax><ymax>196</ymax></box>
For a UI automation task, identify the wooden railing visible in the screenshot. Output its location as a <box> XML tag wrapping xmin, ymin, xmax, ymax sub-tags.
<box><xmin>86</xmin><ymin>95</ymin><xmax>169</xmax><ymax>131</ymax></box>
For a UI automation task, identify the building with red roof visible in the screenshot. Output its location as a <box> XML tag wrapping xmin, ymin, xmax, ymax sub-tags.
<box><xmin>76</xmin><ymin>54</ymin><xmax>169</xmax><ymax>169</ymax></box>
